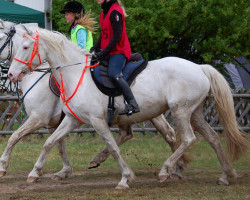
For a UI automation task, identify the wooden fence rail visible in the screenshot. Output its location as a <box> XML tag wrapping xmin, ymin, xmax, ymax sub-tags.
<box><xmin>0</xmin><ymin>90</ymin><xmax>249</xmax><ymax>136</ymax></box>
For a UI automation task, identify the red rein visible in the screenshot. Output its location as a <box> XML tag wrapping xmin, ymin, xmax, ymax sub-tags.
<box><xmin>14</xmin><ymin>31</ymin><xmax>42</xmax><ymax>71</ymax></box>
<box><xmin>52</xmin><ymin>55</ymin><xmax>98</xmax><ymax>123</ymax></box>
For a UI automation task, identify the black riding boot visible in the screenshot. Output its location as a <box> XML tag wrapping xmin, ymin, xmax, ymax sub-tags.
<box><xmin>113</xmin><ymin>75</ymin><xmax>140</xmax><ymax>115</ymax></box>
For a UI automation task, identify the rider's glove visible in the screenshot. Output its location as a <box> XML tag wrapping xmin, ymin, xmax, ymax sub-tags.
<box><xmin>94</xmin><ymin>51</ymin><xmax>103</xmax><ymax>61</ymax></box>
<box><xmin>90</xmin><ymin>47</ymin><xmax>96</xmax><ymax>53</ymax></box>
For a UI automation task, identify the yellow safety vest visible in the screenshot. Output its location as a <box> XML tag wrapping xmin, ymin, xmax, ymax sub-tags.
<box><xmin>71</xmin><ymin>24</ymin><xmax>93</xmax><ymax>51</ymax></box>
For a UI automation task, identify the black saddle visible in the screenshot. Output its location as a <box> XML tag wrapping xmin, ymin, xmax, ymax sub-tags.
<box><xmin>90</xmin><ymin>52</ymin><xmax>148</xmax><ymax>97</ymax></box>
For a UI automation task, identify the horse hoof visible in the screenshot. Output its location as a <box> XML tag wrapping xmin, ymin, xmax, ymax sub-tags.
<box><xmin>158</xmin><ymin>175</ymin><xmax>169</xmax><ymax>183</ymax></box>
<box><xmin>115</xmin><ymin>184</ymin><xmax>129</xmax><ymax>190</ymax></box>
<box><xmin>51</xmin><ymin>175</ymin><xmax>62</xmax><ymax>181</ymax></box>
<box><xmin>88</xmin><ymin>162</ymin><xmax>100</xmax><ymax>169</ymax></box>
<box><xmin>27</xmin><ymin>176</ymin><xmax>39</xmax><ymax>184</ymax></box>
<box><xmin>0</xmin><ymin>171</ymin><xmax>6</xmax><ymax>178</ymax></box>
<box><xmin>170</xmin><ymin>172</ymin><xmax>182</xmax><ymax>180</ymax></box>
<box><xmin>170</xmin><ymin>174</ymin><xmax>182</xmax><ymax>180</ymax></box>
<box><xmin>216</xmin><ymin>178</ymin><xmax>229</xmax><ymax>186</ymax></box>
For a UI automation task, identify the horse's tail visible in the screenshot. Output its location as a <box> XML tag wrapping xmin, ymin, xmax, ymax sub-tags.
<box><xmin>200</xmin><ymin>64</ymin><xmax>248</xmax><ymax>161</ymax></box>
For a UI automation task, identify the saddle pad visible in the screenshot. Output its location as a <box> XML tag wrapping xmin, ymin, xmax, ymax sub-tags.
<box><xmin>49</xmin><ymin>74</ymin><xmax>60</xmax><ymax>97</ymax></box>
<box><xmin>91</xmin><ymin>59</ymin><xmax>148</xmax><ymax>97</ymax></box>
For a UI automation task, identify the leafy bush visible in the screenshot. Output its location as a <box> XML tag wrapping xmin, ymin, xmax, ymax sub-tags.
<box><xmin>52</xmin><ymin>0</ymin><xmax>250</xmax><ymax>71</ymax></box>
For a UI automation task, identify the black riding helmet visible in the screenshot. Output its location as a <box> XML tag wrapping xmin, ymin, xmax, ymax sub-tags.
<box><xmin>60</xmin><ymin>1</ymin><xmax>85</xmax><ymax>15</ymax></box>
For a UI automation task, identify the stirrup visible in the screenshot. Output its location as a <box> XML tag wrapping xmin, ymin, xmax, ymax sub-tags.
<box><xmin>118</xmin><ymin>103</ymin><xmax>140</xmax><ymax>116</ymax></box>
<box><xmin>118</xmin><ymin>104</ymin><xmax>132</xmax><ymax>116</ymax></box>
<box><xmin>107</xmin><ymin>105</ymin><xmax>117</xmax><ymax>126</ymax></box>
<box><xmin>107</xmin><ymin>96</ymin><xmax>117</xmax><ymax>126</ymax></box>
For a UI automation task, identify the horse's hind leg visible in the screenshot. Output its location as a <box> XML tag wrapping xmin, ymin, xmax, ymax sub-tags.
<box><xmin>151</xmin><ymin>115</ymin><xmax>176</xmax><ymax>143</ymax></box>
<box><xmin>151</xmin><ymin>115</ymin><xmax>191</xmax><ymax>179</ymax></box>
<box><xmin>89</xmin><ymin>114</ymin><xmax>176</xmax><ymax>169</ymax></box>
<box><xmin>89</xmin><ymin>114</ymin><xmax>191</xmax><ymax>176</ymax></box>
<box><xmin>0</xmin><ymin>116</ymin><xmax>44</xmax><ymax>177</ymax></box>
<box><xmin>158</xmin><ymin>107</ymin><xmax>196</xmax><ymax>182</ymax></box>
<box><xmin>191</xmin><ymin>102</ymin><xmax>237</xmax><ymax>185</ymax></box>
<box><xmin>52</xmin><ymin>139</ymin><xmax>73</xmax><ymax>180</ymax></box>
<box><xmin>88</xmin><ymin>125</ymin><xmax>133</xmax><ymax>169</ymax></box>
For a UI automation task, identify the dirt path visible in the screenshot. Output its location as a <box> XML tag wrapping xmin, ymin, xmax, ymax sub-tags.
<box><xmin>0</xmin><ymin>169</ymin><xmax>249</xmax><ymax>200</ymax></box>
<box><xmin>0</xmin><ymin>170</ymin><xmax>158</xmax><ymax>194</ymax></box>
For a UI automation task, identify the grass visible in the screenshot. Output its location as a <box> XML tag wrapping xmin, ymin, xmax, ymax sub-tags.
<box><xmin>0</xmin><ymin>133</ymin><xmax>249</xmax><ymax>199</ymax></box>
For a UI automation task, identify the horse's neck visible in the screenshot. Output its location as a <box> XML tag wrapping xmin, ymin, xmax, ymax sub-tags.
<box><xmin>51</xmin><ymin>65</ymin><xmax>93</xmax><ymax>100</ymax></box>
<box><xmin>47</xmin><ymin>41</ymin><xmax>84</xmax><ymax>68</ymax></box>
<box><xmin>47</xmin><ymin>45</ymin><xmax>90</xmax><ymax>91</ymax></box>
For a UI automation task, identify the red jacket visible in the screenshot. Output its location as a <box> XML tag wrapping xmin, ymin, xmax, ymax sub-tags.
<box><xmin>100</xmin><ymin>3</ymin><xmax>131</xmax><ymax>60</ymax></box>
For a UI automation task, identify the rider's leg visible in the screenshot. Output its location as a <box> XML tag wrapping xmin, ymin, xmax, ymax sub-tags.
<box><xmin>108</xmin><ymin>54</ymin><xmax>140</xmax><ymax>115</ymax></box>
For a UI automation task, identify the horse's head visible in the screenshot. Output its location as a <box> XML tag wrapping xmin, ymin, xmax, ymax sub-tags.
<box><xmin>0</xmin><ymin>32</ymin><xmax>9</xmax><ymax>60</ymax></box>
<box><xmin>0</xmin><ymin>20</ymin><xmax>12</xmax><ymax>60</ymax></box>
<box><xmin>8</xmin><ymin>27</ymin><xmax>46</xmax><ymax>82</ymax></box>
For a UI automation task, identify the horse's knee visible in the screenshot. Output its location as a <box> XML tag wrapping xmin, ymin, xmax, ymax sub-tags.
<box><xmin>43</xmin><ymin>139</ymin><xmax>56</xmax><ymax>151</ymax></box>
<box><xmin>182</xmin><ymin>134</ymin><xmax>196</xmax><ymax>147</ymax></box>
<box><xmin>207</xmin><ymin>133</ymin><xmax>220</xmax><ymax>146</ymax></box>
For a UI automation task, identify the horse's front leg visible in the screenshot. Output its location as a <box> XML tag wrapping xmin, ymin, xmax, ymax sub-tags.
<box><xmin>88</xmin><ymin>125</ymin><xmax>133</xmax><ymax>169</ymax></box>
<box><xmin>0</xmin><ymin>116</ymin><xmax>45</xmax><ymax>177</ymax></box>
<box><xmin>27</xmin><ymin>116</ymin><xmax>79</xmax><ymax>183</ymax></box>
<box><xmin>91</xmin><ymin>119</ymin><xmax>135</xmax><ymax>189</ymax></box>
<box><xmin>52</xmin><ymin>139</ymin><xmax>73</xmax><ymax>180</ymax></box>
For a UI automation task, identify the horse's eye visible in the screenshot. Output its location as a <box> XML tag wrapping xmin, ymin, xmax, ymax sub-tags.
<box><xmin>23</xmin><ymin>47</ymin><xmax>28</xmax><ymax>50</ymax></box>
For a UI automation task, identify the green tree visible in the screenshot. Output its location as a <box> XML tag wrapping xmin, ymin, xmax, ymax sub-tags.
<box><xmin>52</xmin><ymin>0</ymin><xmax>249</xmax><ymax>70</ymax></box>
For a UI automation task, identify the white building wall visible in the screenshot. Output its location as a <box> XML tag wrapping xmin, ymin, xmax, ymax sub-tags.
<box><xmin>15</xmin><ymin>0</ymin><xmax>45</xmax><ymax>12</ymax></box>
<box><xmin>14</xmin><ymin>0</ymin><xmax>52</xmax><ymax>30</ymax></box>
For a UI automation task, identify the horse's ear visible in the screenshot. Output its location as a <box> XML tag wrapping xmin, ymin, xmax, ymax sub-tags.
<box><xmin>0</xmin><ymin>19</ymin><xmax>5</xmax><ymax>29</ymax></box>
<box><xmin>20</xmin><ymin>24</ymin><xmax>34</xmax><ymax>36</ymax></box>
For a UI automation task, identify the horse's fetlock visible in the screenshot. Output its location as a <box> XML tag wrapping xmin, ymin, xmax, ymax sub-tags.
<box><xmin>123</xmin><ymin>171</ymin><xmax>131</xmax><ymax>178</ymax></box>
<box><xmin>0</xmin><ymin>160</ymin><xmax>7</xmax><ymax>169</ymax></box>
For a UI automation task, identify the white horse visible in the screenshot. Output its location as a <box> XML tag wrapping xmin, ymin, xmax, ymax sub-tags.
<box><xmin>0</xmin><ymin>21</ymin><xmax>72</xmax><ymax>179</ymax></box>
<box><xmin>8</xmin><ymin>27</ymin><xmax>248</xmax><ymax>189</ymax></box>
<box><xmin>0</xmin><ymin>20</ymin><xmax>187</xmax><ymax>179</ymax></box>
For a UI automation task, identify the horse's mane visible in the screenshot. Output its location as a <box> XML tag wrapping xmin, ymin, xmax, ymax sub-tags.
<box><xmin>0</xmin><ymin>20</ymin><xmax>91</xmax><ymax>62</ymax></box>
<box><xmin>0</xmin><ymin>19</ymin><xmax>16</xmax><ymax>30</ymax></box>
<box><xmin>37</xmin><ymin>28</ymin><xmax>90</xmax><ymax>62</ymax></box>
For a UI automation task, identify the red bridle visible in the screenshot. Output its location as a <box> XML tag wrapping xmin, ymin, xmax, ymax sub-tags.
<box><xmin>14</xmin><ymin>30</ymin><xmax>42</xmax><ymax>72</ymax></box>
<box><xmin>14</xmin><ymin>30</ymin><xmax>99</xmax><ymax>123</ymax></box>
<box><xmin>52</xmin><ymin>55</ymin><xmax>99</xmax><ymax>123</ymax></box>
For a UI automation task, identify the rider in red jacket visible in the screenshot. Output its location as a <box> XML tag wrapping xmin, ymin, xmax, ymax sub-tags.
<box><xmin>93</xmin><ymin>0</ymin><xmax>140</xmax><ymax>116</ymax></box>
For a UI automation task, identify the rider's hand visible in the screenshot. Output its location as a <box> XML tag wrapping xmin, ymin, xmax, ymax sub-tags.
<box><xmin>91</xmin><ymin>51</ymin><xmax>102</xmax><ymax>64</ymax></box>
<box><xmin>95</xmin><ymin>51</ymin><xmax>103</xmax><ymax>60</ymax></box>
<box><xmin>90</xmin><ymin>47</ymin><xmax>96</xmax><ymax>53</ymax></box>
